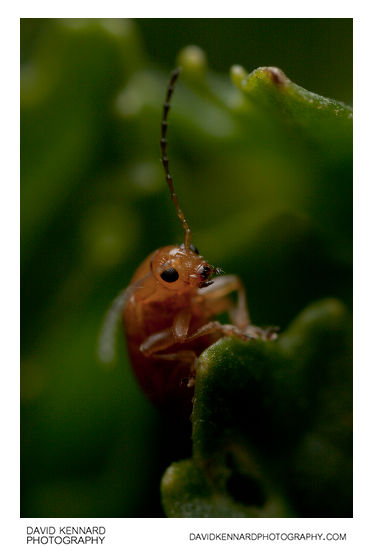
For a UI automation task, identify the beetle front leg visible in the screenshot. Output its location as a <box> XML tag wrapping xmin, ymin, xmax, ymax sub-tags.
<box><xmin>198</xmin><ymin>274</ymin><xmax>278</xmax><ymax>340</ymax></box>
<box><xmin>198</xmin><ymin>274</ymin><xmax>250</xmax><ymax>328</ymax></box>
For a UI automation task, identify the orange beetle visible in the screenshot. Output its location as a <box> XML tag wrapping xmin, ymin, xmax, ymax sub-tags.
<box><xmin>99</xmin><ymin>68</ymin><xmax>277</xmax><ymax>419</ymax></box>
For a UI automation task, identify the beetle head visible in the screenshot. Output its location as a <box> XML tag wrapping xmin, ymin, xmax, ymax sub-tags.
<box><xmin>151</xmin><ymin>244</ymin><xmax>216</xmax><ymax>291</ymax></box>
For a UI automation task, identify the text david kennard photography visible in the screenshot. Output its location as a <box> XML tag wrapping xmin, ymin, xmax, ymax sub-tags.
<box><xmin>26</xmin><ymin>526</ymin><xmax>106</xmax><ymax>545</ymax></box>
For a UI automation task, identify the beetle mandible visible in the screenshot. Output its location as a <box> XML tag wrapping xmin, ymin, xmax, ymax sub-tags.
<box><xmin>99</xmin><ymin>68</ymin><xmax>277</xmax><ymax>418</ymax></box>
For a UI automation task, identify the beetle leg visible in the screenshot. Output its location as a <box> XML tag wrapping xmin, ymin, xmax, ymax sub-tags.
<box><xmin>183</xmin><ymin>320</ymin><xmax>256</xmax><ymax>342</ymax></box>
<box><xmin>139</xmin><ymin>309</ymin><xmax>192</xmax><ymax>356</ymax></box>
<box><xmin>198</xmin><ymin>274</ymin><xmax>278</xmax><ymax>339</ymax></box>
<box><xmin>198</xmin><ymin>274</ymin><xmax>250</xmax><ymax>328</ymax></box>
<box><xmin>139</xmin><ymin>302</ymin><xmax>263</xmax><ymax>356</ymax></box>
<box><xmin>139</xmin><ymin>328</ymin><xmax>179</xmax><ymax>356</ymax></box>
<box><xmin>181</xmin><ymin>320</ymin><xmax>276</xmax><ymax>342</ymax></box>
<box><xmin>139</xmin><ymin>321</ymin><xmax>247</xmax><ymax>358</ymax></box>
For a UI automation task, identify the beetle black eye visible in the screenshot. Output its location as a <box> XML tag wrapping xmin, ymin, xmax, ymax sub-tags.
<box><xmin>160</xmin><ymin>267</ymin><xmax>179</xmax><ymax>283</ymax></box>
<box><xmin>197</xmin><ymin>265</ymin><xmax>211</xmax><ymax>280</ymax></box>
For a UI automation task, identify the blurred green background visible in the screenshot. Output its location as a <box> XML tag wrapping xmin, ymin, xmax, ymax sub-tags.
<box><xmin>21</xmin><ymin>18</ymin><xmax>352</xmax><ymax>517</ymax></box>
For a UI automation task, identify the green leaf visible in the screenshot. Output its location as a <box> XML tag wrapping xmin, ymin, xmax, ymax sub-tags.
<box><xmin>230</xmin><ymin>65</ymin><xmax>352</xmax><ymax>151</ymax></box>
<box><xmin>161</xmin><ymin>299</ymin><xmax>352</xmax><ymax>517</ymax></box>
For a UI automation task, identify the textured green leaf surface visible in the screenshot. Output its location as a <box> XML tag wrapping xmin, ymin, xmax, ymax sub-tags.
<box><xmin>161</xmin><ymin>299</ymin><xmax>352</xmax><ymax>517</ymax></box>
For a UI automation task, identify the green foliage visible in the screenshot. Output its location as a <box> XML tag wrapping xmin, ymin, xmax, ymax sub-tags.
<box><xmin>161</xmin><ymin>299</ymin><xmax>352</xmax><ymax>517</ymax></box>
<box><xmin>21</xmin><ymin>19</ymin><xmax>352</xmax><ymax>517</ymax></box>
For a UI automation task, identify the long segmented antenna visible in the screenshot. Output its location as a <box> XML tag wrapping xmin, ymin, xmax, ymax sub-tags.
<box><xmin>160</xmin><ymin>68</ymin><xmax>192</xmax><ymax>250</ymax></box>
